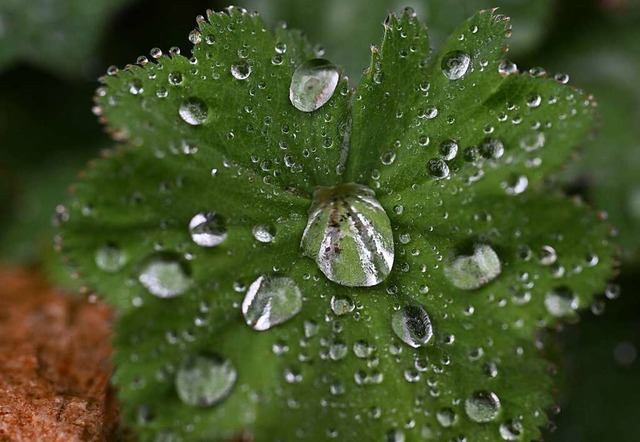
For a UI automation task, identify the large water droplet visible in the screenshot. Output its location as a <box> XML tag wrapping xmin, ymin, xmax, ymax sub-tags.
<box><xmin>230</xmin><ymin>61</ymin><xmax>252</xmax><ymax>80</ymax></box>
<box><xmin>179</xmin><ymin>97</ymin><xmax>209</xmax><ymax>125</ymax></box>
<box><xmin>242</xmin><ymin>275</ymin><xmax>303</xmax><ymax>331</ymax></box>
<box><xmin>465</xmin><ymin>391</ymin><xmax>501</xmax><ymax>422</ymax></box>
<box><xmin>95</xmin><ymin>243</ymin><xmax>126</xmax><ymax>273</ymax></box>
<box><xmin>444</xmin><ymin>244</ymin><xmax>501</xmax><ymax>290</ymax></box>
<box><xmin>175</xmin><ymin>354</ymin><xmax>236</xmax><ymax>407</ymax></box>
<box><xmin>138</xmin><ymin>252</ymin><xmax>192</xmax><ymax>298</ymax></box>
<box><xmin>544</xmin><ymin>286</ymin><xmax>579</xmax><ymax>317</ymax></box>
<box><xmin>391</xmin><ymin>304</ymin><xmax>433</xmax><ymax>348</ymax></box>
<box><xmin>441</xmin><ymin>50</ymin><xmax>471</xmax><ymax>80</ymax></box>
<box><xmin>301</xmin><ymin>183</ymin><xmax>394</xmax><ymax>287</ymax></box>
<box><xmin>289</xmin><ymin>59</ymin><xmax>340</xmax><ymax>112</ymax></box>
<box><xmin>426</xmin><ymin>158</ymin><xmax>450</xmax><ymax>180</ymax></box>
<box><xmin>189</xmin><ymin>212</ymin><xmax>227</xmax><ymax>247</ymax></box>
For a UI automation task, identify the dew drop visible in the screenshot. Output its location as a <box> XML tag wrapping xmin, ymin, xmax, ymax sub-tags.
<box><xmin>252</xmin><ymin>225</ymin><xmax>275</xmax><ymax>243</ymax></box>
<box><xmin>499</xmin><ymin>419</ymin><xmax>523</xmax><ymax>440</ymax></box>
<box><xmin>330</xmin><ymin>295</ymin><xmax>355</xmax><ymax>316</ymax></box>
<box><xmin>301</xmin><ymin>183</ymin><xmax>394</xmax><ymax>287</ymax></box>
<box><xmin>439</xmin><ymin>140</ymin><xmax>459</xmax><ymax>160</ymax></box>
<box><xmin>391</xmin><ymin>304</ymin><xmax>433</xmax><ymax>348</ymax></box>
<box><xmin>441</xmin><ymin>50</ymin><xmax>471</xmax><ymax>80</ymax></box>
<box><xmin>138</xmin><ymin>253</ymin><xmax>192</xmax><ymax>298</ymax></box>
<box><xmin>465</xmin><ymin>391</ymin><xmax>501</xmax><ymax>423</ymax></box>
<box><xmin>544</xmin><ymin>286</ymin><xmax>579</xmax><ymax>317</ymax></box>
<box><xmin>179</xmin><ymin>97</ymin><xmax>209</xmax><ymax>125</ymax></box>
<box><xmin>426</xmin><ymin>158</ymin><xmax>450</xmax><ymax>180</ymax></box>
<box><xmin>175</xmin><ymin>354</ymin><xmax>236</xmax><ymax>407</ymax></box>
<box><xmin>230</xmin><ymin>61</ymin><xmax>252</xmax><ymax>80</ymax></box>
<box><xmin>242</xmin><ymin>275</ymin><xmax>303</xmax><ymax>331</ymax></box>
<box><xmin>479</xmin><ymin>138</ymin><xmax>504</xmax><ymax>159</ymax></box>
<box><xmin>289</xmin><ymin>59</ymin><xmax>340</xmax><ymax>112</ymax></box>
<box><xmin>444</xmin><ymin>244</ymin><xmax>501</xmax><ymax>290</ymax></box>
<box><xmin>502</xmin><ymin>175</ymin><xmax>528</xmax><ymax>195</ymax></box>
<box><xmin>436</xmin><ymin>408</ymin><xmax>457</xmax><ymax>428</ymax></box>
<box><xmin>519</xmin><ymin>132</ymin><xmax>546</xmax><ymax>152</ymax></box>
<box><xmin>189</xmin><ymin>212</ymin><xmax>227</xmax><ymax>247</ymax></box>
<box><xmin>498</xmin><ymin>59</ymin><xmax>518</xmax><ymax>76</ymax></box>
<box><xmin>95</xmin><ymin>243</ymin><xmax>126</xmax><ymax>273</ymax></box>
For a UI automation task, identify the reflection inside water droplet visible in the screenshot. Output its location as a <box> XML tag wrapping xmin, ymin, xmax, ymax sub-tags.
<box><xmin>242</xmin><ymin>274</ymin><xmax>303</xmax><ymax>331</ymax></box>
<box><xmin>301</xmin><ymin>183</ymin><xmax>394</xmax><ymax>287</ymax></box>
<box><xmin>175</xmin><ymin>354</ymin><xmax>236</xmax><ymax>407</ymax></box>
<box><xmin>290</xmin><ymin>59</ymin><xmax>340</xmax><ymax>112</ymax></box>
<box><xmin>444</xmin><ymin>244</ymin><xmax>501</xmax><ymax>290</ymax></box>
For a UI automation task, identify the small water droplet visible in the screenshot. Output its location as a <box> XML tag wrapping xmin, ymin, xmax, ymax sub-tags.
<box><xmin>498</xmin><ymin>59</ymin><xmax>518</xmax><ymax>76</ymax></box>
<box><xmin>179</xmin><ymin>97</ymin><xmax>209</xmax><ymax>125</ymax></box>
<box><xmin>519</xmin><ymin>132</ymin><xmax>546</xmax><ymax>152</ymax></box>
<box><xmin>330</xmin><ymin>295</ymin><xmax>355</xmax><ymax>316</ymax></box>
<box><xmin>189</xmin><ymin>212</ymin><xmax>227</xmax><ymax>247</ymax></box>
<box><xmin>252</xmin><ymin>225</ymin><xmax>275</xmax><ymax>243</ymax></box>
<box><xmin>436</xmin><ymin>408</ymin><xmax>457</xmax><ymax>427</ymax></box>
<box><xmin>444</xmin><ymin>244</ymin><xmax>501</xmax><ymax>290</ymax></box>
<box><xmin>502</xmin><ymin>175</ymin><xmax>528</xmax><ymax>195</ymax></box>
<box><xmin>301</xmin><ymin>184</ymin><xmax>394</xmax><ymax>287</ymax></box>
<box><xmin>526</xmin><ymin>93</ymin><xmax>542</xmax><ymax>108</ymax></box>
<box><xmin>242</xmin><ymin>275</ymin><xmax>303</xmax><ymax>331</ymax></box>
<box><xmin>499</xmin><ymin>419</ymin><xmax>523</xmax><ymax>440</ymax></box>
<box><xmin>465</xmin><ymin>391</ymin><xmax>501</xmax><ymax>422</ymax></box>
<box><xmin>230</xmin><ymin>61</ymin><xmax>252</xmax><ymax>80</ymax></box>
<box><xmin>175</xmin><ymin>354</ymin><xmax>236</xmax><ymax>407</ymax></box>
<box><xmin>289</xmin><ymin>59</ymin><xmax>340</xmax><ymax>112</ymax></box>
<box><xmin>538</xmin><ymin>245</ymin><xmax>557</xmax><ymax>265</ymax></box>
<box><xmin>439</xmin><ymin>140</ymin><xmax>459</xmax><ymax>160</ymax></box>
<box><xmin>138</xmin><ymin>252</ymin><xmax>192</xmax><ymax>298</ymax></box>
<box><xmin>479</xmin><ymin>138</ymin><xmax>504</xmax><ymax>159</ymax></box>
<box><xmin>391</xmin><ymin>304</ymin><xmax>433</xmax><ymax>348</ymax></box>
<box><xmin>95</xmin><ymin>243</ymin><xmax>126</xmax><ymax>273</ymax></box>
<box><xmin>426</xmin><ymin>158</ymin><xmax>450</xmax><ymax>179</ymax></box>
<box><xmin>544</xmin><ymin>286</ymin><xmax>579</xmax><ymax>317</ymax></box>
<box><xmin>441</xmin><ymin>50</ymin><xmax>471</xmax><ymax>80</ymax></box>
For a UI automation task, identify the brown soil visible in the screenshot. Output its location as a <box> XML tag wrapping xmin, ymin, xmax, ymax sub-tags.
<box><xmin>0</xmin><ymin>267</ymin><xmax>115</xmax><ymax>441</ymax></box>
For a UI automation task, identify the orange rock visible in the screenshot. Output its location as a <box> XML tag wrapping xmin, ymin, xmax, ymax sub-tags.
<box><xmin>0</xmin><ymin>267</ymin><xmax>115</xmax><ymax>441</ymax></box>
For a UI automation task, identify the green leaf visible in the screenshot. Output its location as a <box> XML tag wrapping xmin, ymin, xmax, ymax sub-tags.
<box><xmin>243</xmin><ymin>0</ymin><xmax>553</xmax><ymax>78</ymax></box>
<box><xmin>59</xmin><ymin>6</ymin><xmax>615</xmax><ymax>441</ymax></box>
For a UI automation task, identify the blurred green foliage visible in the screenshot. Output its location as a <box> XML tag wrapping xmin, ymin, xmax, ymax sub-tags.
<box><xmin>0</xmin><ymin>0</ymin><xmax>637</xmax><ymax>440</ymax></box>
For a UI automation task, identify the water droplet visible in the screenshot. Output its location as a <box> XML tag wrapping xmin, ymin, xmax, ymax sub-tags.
<box><xmin>301</xmin><ymin>183</ymin><xmax>394</xmax><ymax>287</ymax></box>
<box><xmin>436</xmin><ymin>408</ymin><xmax>457</xmax><ymax>427</ymax></box>
<box><xmin>519</xmin><ymin>132</ymin><xmax>546</xmax><ymax>152</ymax></box>
<box><xmin>498</xmin><ymin>59</ymin><xmax>518</xmax><ymax>76</ymax></box>
<box><xmin>391</xmin><ymin>304</ymin><xmax>433</xmax><ymax>348</ymax></box>
<box><xmin>502</xmin><ymin>175</ymin><xmax>528</xmax><ymax>195</ymax></box>
<box><xmin>444</xmin><ymin>244</ymin><xmax>501</xmax><ymax>290</ymax></box>
<box><xmin>544</xmin><ymin>286</ymin><xmax>579</xmax><ymax>317</ymax></box>
<box><xmin>242</xmin><ymin>275</ymin><xmax>303</xmax><ymax>330</ymax></box>
<box><xmin>175</xmin><ymin>354</ymin><xmax>236</xmax><ymax>407</ymax></box>
<box><xmin>168</xmin><ymin>71</ymin><xmax>184</xmax><ymax>85</ymax></box>
<box><xmin>465</xmin><ymin>391</ymin><xmax>501</xmax><ymax>422</ymax></box>
<box><xmin>252</xmin><ymin>225</ymin><xmax>275</xmax><ymax>243</ymax></box>
<box><xmin>479</xmin><ymin>138</ymin><xmax>504</xmax><ymax>159</ymax></box>
<box><xmin>179</xmin><ymin>97</ymin><xmax>209</xmax><ymax>125</ymax></box>
<box><xmin>138</xmin><ymin>253</ymin><xmax>192</xmax><ymax>298</ymax></box>
<box><xmin>426</xmin><ymin>158</ymin><xmax>450</xmax><ymax>180</ymax></box>
<box><xmin>526</xmin><ymin>93</ymin><xmax>542</xmax><ymax>108</ymax></box>
<box><xmin>289</xmin><ymin>59</ymin><xmax>340</xmax><ymax>112</ymax></box>
<box><xmin>499</xmin><ymin>419</ymin><xmax>523</xmax><ymax>440</ymax></box>
<box><xmin>439</xmin><ymin>140</ymin><xmax>459</xmax><ymax>160</ymax></box>
<box><xmin>230</xmin><ymin>61</ymin><xmax>252</xmax><ymax>80</ymax></box>
<box><xmin>189</xmin><ymin>212</ymin><xmax>227</xmax><ymax>247</ymax></box>
<box><xmin>330</xmin><ymin>295</ymin><xmax>355</xmax><ymax>316</ymax></box>
<box><xmin>95</xmin><ymin>243</ymin><xmax>126</xmax><ymax>273</ymax></box>
<box><xmin>538</xmin><ymin>245</ymin><xmax>557</xmax><ymax>265</ymax></box>
<box><xmin>441</xmin><ymin>50</ymin><xmax>471</xmax><ymax>80</ymax></box>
